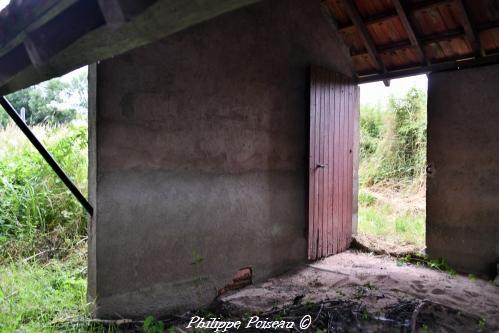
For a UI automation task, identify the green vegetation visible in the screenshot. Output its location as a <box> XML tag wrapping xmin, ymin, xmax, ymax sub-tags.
<box><xmin>0</xmin><ymin>123</ymin><xmax>97</xmax><ymax>332</ymax></box>
<box><xmin>0</xmin><ymin>69</ymin><xmax>109</xmax><ymax>332</ymax></box>
<box><xmin>398</xmin><ymin>253</ymin><xmax>456</xmax><ymax>277</ymax></box>
<box><xmin>0</xmin><ymin>123</ymin><xmax>88</xmax><ymax>260</ymax></box>
<box><xmin>358</xmin><ymin>87</ymin><xmax>427</xmax><ymax>248</ymax></box>
<box><xmin>0</xmin><ymin>245</ymin><xmax>116</xmax><ymax>332</ymax></box>
<box><xmin>358</xmin><ymin>191</ymin><xmax>425</xmax><ymax>246</ymax></box>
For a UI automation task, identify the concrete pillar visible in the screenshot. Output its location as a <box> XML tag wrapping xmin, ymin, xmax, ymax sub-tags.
<box><xmin>427</xmin><ymin>64</ymin><xmax>499</xmax><ymax>277</ymax></box>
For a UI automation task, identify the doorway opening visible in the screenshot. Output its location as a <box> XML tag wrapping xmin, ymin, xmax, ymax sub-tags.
<box><xmin>356</xmin><ymin>75</ymin><xmax>427</xmax><ymax>255</ymax></box>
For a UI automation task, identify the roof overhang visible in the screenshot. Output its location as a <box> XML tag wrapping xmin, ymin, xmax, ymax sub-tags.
<box><xmin>0</xmin><ymin>0</ymin><xmax>261</xmax><ymax>95</ymax></box>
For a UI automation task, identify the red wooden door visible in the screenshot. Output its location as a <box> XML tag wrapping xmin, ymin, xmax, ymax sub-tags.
<box><xmin>308</xmin><ymin>66</ymin><xmax>359</xmax><ymax>261</ymax></box>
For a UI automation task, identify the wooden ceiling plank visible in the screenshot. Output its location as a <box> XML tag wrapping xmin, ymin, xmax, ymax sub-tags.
<box><xmin>454</xmin><ymin>0</ymin><xmax>483</xmax><ymax>56</ymax></box>
<box><xmin>392</xmin><ymin>0</ymin><xmax>427</xmax><ymax>65</ymax></box>
<box><xmin>341</xmin><ymin>0</ymin><xmax>387</xmax><ymax>82</ymax></box>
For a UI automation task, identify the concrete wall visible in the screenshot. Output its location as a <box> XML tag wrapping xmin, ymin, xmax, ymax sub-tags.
<box><xmin>427</xmin><ymin>64</ymin><xmax>499</xmax><ymax>278</ymax></box>
<box><xmin>88</xmin><ymin>0</ymin><xmax>352</xmax><ymax>318</ymax></box>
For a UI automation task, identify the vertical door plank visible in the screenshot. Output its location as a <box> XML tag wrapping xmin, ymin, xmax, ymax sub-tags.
<box><xmin>332</xmin><ymin>71</ymin><xmax>341</xmax><ymax>256</ymax></box>
<box><xmin>308</xmin><ymin>69</ymin><xmax>316</xmax><ymax>260</ymax></box>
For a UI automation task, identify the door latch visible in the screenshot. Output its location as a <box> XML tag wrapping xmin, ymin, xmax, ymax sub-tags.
<box><xmin>316</xmin><ymin>163</ymin><xmax>326</xmax><ymax>169</ymax></box>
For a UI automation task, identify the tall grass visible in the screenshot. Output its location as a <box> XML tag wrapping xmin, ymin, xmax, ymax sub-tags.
<box><xmin>0</xmin><ymin>122</ymin><xmax>88</xmax><ymax>261</ymax></box>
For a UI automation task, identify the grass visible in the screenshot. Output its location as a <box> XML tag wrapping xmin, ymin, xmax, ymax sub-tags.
<box><xmin>0</xmin><ymin>254</ymin><xmax>118</xmax><ymax>332</ymax></box>
<box><xmin>0</xmin><ymin>245</ymin><xmax>88</xmax><ymax>332</ymax></box>
<box><xmin>358</xmin><ymin>188</ymin><xmax>425</xmax><ymax>247</ymax></box>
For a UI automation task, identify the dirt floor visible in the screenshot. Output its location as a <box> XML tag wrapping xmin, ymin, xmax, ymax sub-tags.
<box><xmin>218</xmin><ymin>251</ymin><xmax>499</xmax><ymax>332</ymax></box>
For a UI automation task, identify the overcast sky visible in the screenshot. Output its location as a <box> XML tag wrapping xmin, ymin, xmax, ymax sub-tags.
<box><xmin>360</xmin><ymin>74</ymin><xmax>427</xmax><ymax>108</ymax></box>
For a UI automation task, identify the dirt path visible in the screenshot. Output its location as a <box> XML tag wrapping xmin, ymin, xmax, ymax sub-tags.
<box><xmin>220</xmin><ymin>251</ymin><xmax>499</xmax><ymax>332</ymax></box>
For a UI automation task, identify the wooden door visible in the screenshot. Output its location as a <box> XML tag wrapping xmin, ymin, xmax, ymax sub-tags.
<box><xmin>308</xmin><ymin>66</ymin><xmax>359</xmax><ymax>261</ymax></box>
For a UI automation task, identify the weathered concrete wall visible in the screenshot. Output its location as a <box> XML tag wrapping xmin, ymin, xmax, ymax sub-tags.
<box><xmin>88</xmin><ymin>0</ymin><xmax>352</xmax><ymax>318</ymax></box>
<box><xmin>427</xmin><ymin>64</ymin><xmax>499</xmax><ymax>277</ymax></box>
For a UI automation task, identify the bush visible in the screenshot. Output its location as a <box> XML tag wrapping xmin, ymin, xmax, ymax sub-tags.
<box><xmin>0</xmin><ymin>123</ymin><xmax>88</xmax><ymax>261</ymax></box>
<box><xmin>359</xmin><ymin>104</ymin><xmax>383</xmax><ymax>159</ymax></box>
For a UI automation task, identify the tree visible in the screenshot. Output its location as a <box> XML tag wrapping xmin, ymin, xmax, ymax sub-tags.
<box><xmin>6</xmin><ymin>79</ymin><xmax>77</xmax><ymax>126</ymax></box>
<box><xmin>0</xmin><ymin>67</ymin><xmax>88</xmax><ymax>128</ymax></box>
<box><xmin>68</xmin><ymin>71</ymin><xmax>88</xmax><ymax>110</ymax></box>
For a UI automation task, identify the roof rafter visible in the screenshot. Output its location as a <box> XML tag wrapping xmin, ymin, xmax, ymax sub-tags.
<box><xmin>392</xmin><ymin>0</ymin><xmax>427</xmax><ymax>65</ymax></box>
<box><xmin>341</xmin><ymin>0</ymin><xmax>390</xmax><ymax>86</ymax></box>
<box><xmin>97</xmin><ymin>0</ymin><xmax>127</xmax><ymax>29</ymax></box>
<box><xmin>454</xmin><ymin>0</ymin><xmax>483</xmax><ymax>57</ymax></box>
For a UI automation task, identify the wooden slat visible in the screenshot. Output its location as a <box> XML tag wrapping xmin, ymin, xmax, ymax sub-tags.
<box><xmin>318</xmin><ymin>68</ymin><xmax>325</xmax><ymax>258</ymax></box>
<box><xmin>313</xmin><ymin>68</ymin><xmax>321</xmax><ymax>259</ymax></box>
<box><xmin>325</xmin><ymin>69</ymin><xmax>332</xmax><ymax>255</ymax></box>
<box><xmin>392</xmin><ymin>0</ymin><xmax>427</xmax><ymax>64</ymax></box>
<box><xmin>333</xmin><ymin>72</ymin><xmax>341</xmax><ymax>255</ymax></box>
<box><xmin>346</xmin><ymin>86</ymin><xmax>353</xmax><ymax>248</ymax></box>
<box><xmin>308</xmin><ymin>68</ymin><xmax>316</xmax><ymax>260</ymax></box>
<box><xmin>340</xmin><ymin>75</ymin><xmax>347</xmax><ymax>251</ymax></box>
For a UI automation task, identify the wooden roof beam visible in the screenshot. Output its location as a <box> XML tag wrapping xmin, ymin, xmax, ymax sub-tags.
<box><xmin>356</xmin><ymin>53</ymin><xmax>499</xmax><ymax>83</ymax></box>
<box><xmin>392</xmin><ymin>0</ymin><xmax>427</xmax><ymax>65</ymax></box>
<box><xmin>97</xmin><ymin>0</ymin><xmax>127</xmax><ymax>29</ymax></box>
<box><xmin>341</xmin><ymin>0</ymin><xmax>389</xmax><ymax>86</ymax></box>
<box><xmin>454</xmin><ymin>0</ymin><xmax>483</xmax><ymax>57</ymax></box>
